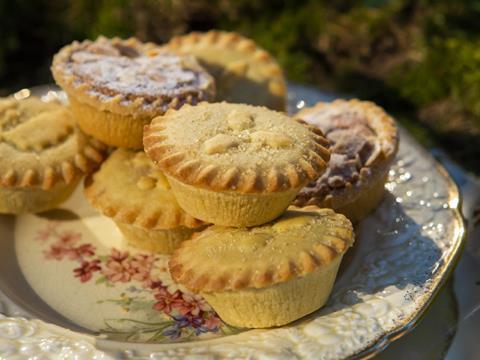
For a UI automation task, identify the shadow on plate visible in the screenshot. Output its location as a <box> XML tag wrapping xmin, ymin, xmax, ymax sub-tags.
<box><xmin>291</xmin><ymin>191</ymin><xmax>444</xmax><ymax>322</ymax></box>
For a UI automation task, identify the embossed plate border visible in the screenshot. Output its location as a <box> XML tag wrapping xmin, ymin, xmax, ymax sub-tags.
<box><xmin>352</xmin><ymin>142</ymin><xmax>466</xmax><ymax>360</ymax></box>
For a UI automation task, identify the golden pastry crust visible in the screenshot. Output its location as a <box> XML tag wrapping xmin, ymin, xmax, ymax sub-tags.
<box><xmin>293</xmin><ymin>99</ymin><xmax>398</xmax><ymax>210</ymax></box>
<box><xmin>332</xmin><ymin>173</ymin><xmax>388</xmax><ymax>224</ymax></box>
<box><xmin>84</xmin><ymin>149</ymin><xmax>204</xmax><ymax>229</ymax></box>
<box><xmin>51</xmin><ymin>36</ymin><xmax>215</xmax><ymax>119</ymax></box>
<box><xmin>67</xmin><ymin>96</ymin><xmax>149</xmax><ymax>149</ymax></box>
<box><xmin>144</xmin><ymin>102</ymin><xmax>330</xmax><ymax>194</ymax></box>
<box><xmin>166</xmin><ymin>30</ymin><xmax>287</xmax><ymax>111</ymax></box>
<box><xmin>0</xmin><ymin>96</ymin><xmax>105</xmax><ymax>191</ymax></box>
<box><xmin>0</xmin><ymin>180</ymin><xmax>80</xmax><ymax>214</ymax></box>
<box><xmin>169</xmin><ymin>206</ymin><xmax>354</xmax><ymax>293</ymax></box>
<box><xmin>202</xmin><ymin>255</ymin><xmax>342</xmax><ymax>328</ymax></box>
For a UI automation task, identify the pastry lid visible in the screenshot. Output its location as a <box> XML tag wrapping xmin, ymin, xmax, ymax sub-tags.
<box><xmin>84</xmin><ymin>149</ymin><xmax>204</xmax><ymax>229</ymax></box>
<box><xmin>0</xmin><ymin>96</ymin><xmax>105</xmax><ymax>189</ymax></box>
<box><xmin>169</xmin><ymin>206</ymin><xmax>354</xmax><ymax>292</ymax></box>
<box><xmin>51</xmin><ymin>36</ymin><xmax>215</xmax><ymax>118</ymax></box>
<box><xmin>144</xmin><ymin>102</ymin><xmax>331</xmax><ymax>193</ymax></box>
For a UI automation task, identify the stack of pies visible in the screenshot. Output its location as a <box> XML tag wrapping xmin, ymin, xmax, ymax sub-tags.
<box><xmin>1</xmin><ymin>32</ymin><xmax>399</xmax><ymax>329</ymax></box>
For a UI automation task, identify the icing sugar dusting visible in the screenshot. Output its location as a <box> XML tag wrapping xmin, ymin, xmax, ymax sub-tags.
<box><xmin>74</xmin><ymin>54</ymin><xmax>197</xmax><ymax>93</ymax></box>
<box><xmin>298</xmin><ymin>106</ymin><xmax>379</xmax><ymax>200</ymax></box>
<box><xmin>64</xmin><ymin>40</ymin><xmax>213</xmax><ymax>108</ymax></box>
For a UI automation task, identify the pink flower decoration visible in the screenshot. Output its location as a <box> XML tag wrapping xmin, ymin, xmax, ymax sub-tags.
<box><xmin>102</xmin><ymin>249</ymin><xmax>134</xmax><ymax>283</ymax></box>
<box><xmin>177</xmin><ymin>294</ymin><xmax>211</xmax><ymax>316</ymax></box>
<box><xmin>74</xmin><ymin>260</ymin><xmax>101</xmax><ymax>283</ymax></box>
<box><xmin>37</xmin><ymin>224</ymin><xmax>223</xmax><ymax>337</ymax></box>
<box><xmin>110</xmin><ymin>249</ymin><xmax>129</xmax><ymax>262</ymax></box>
<box><xmin>148</xmin><ymin>280</ymin><xmax>166</xmax><ymax>290</ymax></box>
<box><xmin>44</xmin><ymin>242</ymin><xmax>95</xmax><ymax>262</ymax></box>
<box><xmin>67</xmin><ymin>244</ymin><xmax>96</xmax><ymax>260</ymax></box>
<box><xmin>57</xmin><ymin>230</ymin><xmax>81</xmax><ymax>246</ymax></box>
<box><xmin>203</xmin><ymin>315</ymin><xmax>221</xmax><ymax>330</ymax></box>
<box><xmin>142</xmin><ymin>278</ymin><xmax>156</xmax><ymax>289</ymax></box>
<box><xmin>35</xmin><ymin>222</ymin><xmax>58</xmax><ymax>242</ymax></box>
<box><xmin>130</xmin><ymin>254</ymin><xmax>156</xmax><ymax>282</ymax></box>
<box><xmin>153</xmin><ymin>290</ymin><xmax>184</xmax><ymax>314</ymax></box>
<box><xmin>44</xmin><ymin>244</ymin><xmax>68</xmax><ymax>260</ymax></box>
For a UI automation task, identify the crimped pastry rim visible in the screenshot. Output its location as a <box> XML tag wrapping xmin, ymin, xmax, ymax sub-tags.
<box><xmin>83</xmin><ymin>150</ymin><xmax>205</xmax><ymax>230</ymax></box>
<box><xmin>293</xmin><ymin>99</ymin><xmax>399</xmax><ymax>208</ymax></box>
<box><xmin>0</xmin><ymin>98</ymin><xmax>106</xmax><ymax>190</ymax></box>
<box><xmin>167</xmin><ymin>30</ymin><xmax>287</xmax><ymax>110</ymax></box>
<box><xmin>143</xmin><ymin>102</ymin><xmax>331</xmax><ymax>193</ymax></box>
<box><xmin>51</xmin><ymin>36</ymin><xmax>215</xmax><ymax>118</ymax></box>
<box><xmin>169</xmin><ymin>206</ymin><xmax>354</xmax><ymax>292</ymax></box>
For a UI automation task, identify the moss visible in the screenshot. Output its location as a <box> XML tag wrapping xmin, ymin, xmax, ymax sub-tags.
<box><xmin>1</xmin><ymin>0</ymin><xmax>479</xmax><ymax>172</ymax></box>
<box><xmin>388</xmin><ymin>38</ymin><xmax>450</xmax><ymax>107</ymax></box>
<box><xmin>218</xmin><ymin>0</ymin><xmax>326</xmax><ymax>83</ymax></box>
<box><xmin>389</xmin><ymin>35</ymin><xmax>480</xmax><ymax>128</ymax></box>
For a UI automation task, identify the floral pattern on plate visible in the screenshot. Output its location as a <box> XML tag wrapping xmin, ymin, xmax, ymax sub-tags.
<box><xmin>34</xmin><ymin>221</ymin><xmax>238</xmax><ymax>342</ymax></box>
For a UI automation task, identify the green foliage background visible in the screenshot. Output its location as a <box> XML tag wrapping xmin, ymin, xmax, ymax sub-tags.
<box><xmin>1</xmin><ymin>0</ymin><xmax>479</xmax><ymax>173</ymax></box>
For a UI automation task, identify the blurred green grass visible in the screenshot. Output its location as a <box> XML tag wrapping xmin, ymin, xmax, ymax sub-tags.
<box><xmin>1</xmin><ymin>0</ymin><xmax>478</xmax><ymax>174</ymax></box>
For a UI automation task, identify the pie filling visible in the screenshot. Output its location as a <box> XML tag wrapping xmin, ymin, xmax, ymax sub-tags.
<box><xmin>62</xmin><ymin>39</ymin><xmax>212</xmax><ymax>108</ymax></box>
<box><xmin>297</xmin><ymin>109</ymin><xmax>380</xmax><ymax>201</ymax></box>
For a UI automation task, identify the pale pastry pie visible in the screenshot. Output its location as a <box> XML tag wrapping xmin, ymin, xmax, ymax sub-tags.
<box><xmin>0</xmin><ymin>96</ymin><xmax>105</xmax><ymax>214</ymax></box>
<box><xmin>52</xmin><ymin>36</ymin><xmax>215</xmax><ymax>149</ymax></box>
<box><xmin>293</xmin><ymin>99</ymin><xmax>399</xmax><ymax>223</ymax></box>
<box><xmin>84</xmin><ymin>149</ymin><xmax>205</xmax><ymax>254</ymax></box>
<box><xmin>169</xmin><ymin>206</ymin><xmax>354</xmax><ymax>328</ymax></box>
<box><xmin>167</xmin><ymin>30</ymin><xmax>287</xmax><ymax>111</ymax></box>
<box><xmin>144</xmin><ymin>102</ymin><xmax>330</xmax><ymax>227</ymax></box>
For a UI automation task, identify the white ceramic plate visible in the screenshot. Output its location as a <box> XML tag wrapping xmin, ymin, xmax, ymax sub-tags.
<box><xmin>0</xmin><ymin>85</ymin><xmax>465</xmax><ymax>359</ymax></box>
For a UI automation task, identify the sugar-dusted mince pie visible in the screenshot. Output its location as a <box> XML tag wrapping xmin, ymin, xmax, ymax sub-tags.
<box><xmin>84</xmin><ymin>149</ymin><xmax>205</xmax><ymax>254</ymax></box>
<box><xmin>169</xmin><ymin>206</ymin><xmax>354</xmax><ymax>328</ymax></box>
<box><xmin>167</xmin><ymin>30</ymin><xmax>287</xmax><ymax>111</ymax></box>
<box><xmin>52</xmin><ymin>36</ymin><xmax>215</xmax><ymax>149</ymax></box>
<box><xmin>0</xmin><ymin>96</ymin><xmax>105</xmax><ymax>214</ymax></box>
<box><xmin>293</xmin><ymin>99</ymin><xmax>399</xmax><ymax>223</ymax></box>
<box><xmin>144</xmin><ymin>102</ymin><xmax>330</xmax><ymax>227</ymax></box>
